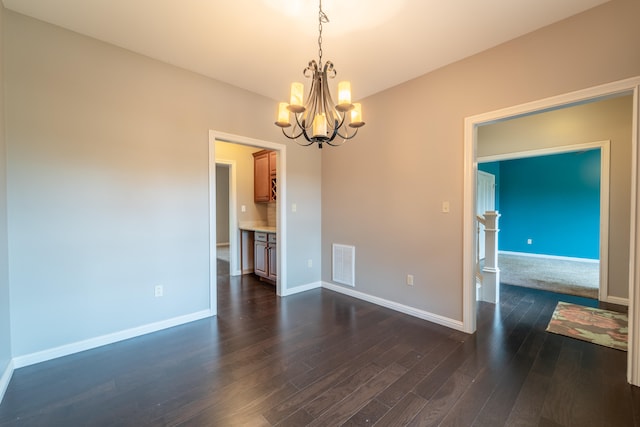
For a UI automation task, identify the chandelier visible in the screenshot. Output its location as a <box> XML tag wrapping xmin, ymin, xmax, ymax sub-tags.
<box><xmin>274</xmin><ymin>0</ymin><xmax>365</xmax><ymax>149</ymax></box>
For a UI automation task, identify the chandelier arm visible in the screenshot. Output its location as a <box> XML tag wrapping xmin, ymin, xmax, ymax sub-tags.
<box><xmin>281</xmin><ymin>127</ymin><xmax>304</xmax><ymax>141</ymax></box>
<box><xmin>300</xmin><ymin>126</ymin><xmax>319</xmax><ymax>146</ymax></box>
<box><xmin>294</xmin><ymin>111</ymin><xmax>312</xmax><ymax>133</ymax></box>
<box><xmin>335</xmin><ymin>127</ymin><xmax>359</xmax><ymax>141</ymax></box>
<box><xmin>323</xmin><ymin>137</ymin><xmax>347</xmax><ymax>147</ymax></box>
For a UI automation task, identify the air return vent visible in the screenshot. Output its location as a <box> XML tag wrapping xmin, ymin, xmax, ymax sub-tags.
<box><xmin>332</xmin><ymin>244</ymin><xmax>355</xmax><ymax>287</ymax></box>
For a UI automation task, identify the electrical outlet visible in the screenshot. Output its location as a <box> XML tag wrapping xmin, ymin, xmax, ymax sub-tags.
<box><xmin>442</xmin><ymin>201</ymin><xmax>450</xmax><ymax>213</ymax></box>
<box><xmin>407</xmin><ymin>274</ymin><xmax>414</xmax><ymax>286</ymax></box>
<box><xmin>527</xmin><ymin>238</ymin><xmax>532</xmax><ymax>245</ymax></box>
<box><xmin>307</xmin><ymin>259</ymin><xmax>313</xmax><ymax>268</ymax></box>
<box><xmin>292</xmin><ymin>203</ymin><xmax>297</xmax><ymax>213</ymax></box>
<box><xmin>155</xmin><ymin>285</ymin><xmax>163</xmax><ymax>297</ymax></box>
<box><xmin>241</xmin><ymin>205</ymin><xmax>246</xmax><ymax>212</ymax></box>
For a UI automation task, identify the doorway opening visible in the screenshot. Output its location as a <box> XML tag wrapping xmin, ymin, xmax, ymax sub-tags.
<box><xmin>462</xmin><ymin>76</ymin><xmax>640</xmax><ymax>385</ymax></box>
<box><xmin>215</xmin><ymin>162</ymin><xmax>234</xmax><ymax>272</ymax></box>
<box><xmin>477</xmin><ymin>141</ymin><xmax>609</xmax><ymax>301</ymax></box>
<box><xmin>208</xmin><ymin>131</ymin><xmax>287</xmax><ymax>316</ymax></box>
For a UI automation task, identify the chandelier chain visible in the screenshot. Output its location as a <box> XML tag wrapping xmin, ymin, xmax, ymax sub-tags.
<box><xmin>318</xmin><ymin>0</ymin><xmax>329</xmax><ymax>65</ymax></box>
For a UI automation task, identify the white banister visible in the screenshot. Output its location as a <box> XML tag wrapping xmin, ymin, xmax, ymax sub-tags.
<box><xmin>476</xmin><ymin>211</ymin><xmax>500</xmax><ymax>304</ymax></box>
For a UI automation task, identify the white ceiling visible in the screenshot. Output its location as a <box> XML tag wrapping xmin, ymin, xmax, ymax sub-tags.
<box><xmin>2</xmin><ymin>0</ymin><xmax>610</xmax><ymax>102</ymax></box>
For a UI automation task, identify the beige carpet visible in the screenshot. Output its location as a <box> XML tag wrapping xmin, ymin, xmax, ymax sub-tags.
<box><xmin>498</xmin><ymin>252</ymin><xmax>599</xmax><ymax>299</ymax></box>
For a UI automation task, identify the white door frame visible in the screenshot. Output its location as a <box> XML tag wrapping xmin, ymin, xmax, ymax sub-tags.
<box><xmin>215</xmin><ymin>160</ymin><xmax>238</xmax><ymax>275</ymax></box>
<box><xmin>208</xmin><ymin>130</ymin><xmax>288</xmax><ymax>316</ymax></box>
<box><xmin>478</xmin><ymin>140</ymin><xmax>612</xmax><ymax>304</ymax></box>
<box><xmin>462</xmin><ymin>76</ymin><xmax>640</xmax><ymax>386</ymax></box>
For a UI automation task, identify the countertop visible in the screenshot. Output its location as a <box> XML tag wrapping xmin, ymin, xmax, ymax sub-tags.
<box><xmin>239</xmin><ymin>225</ymin><xmax>277</xmax><ymax>234</ymax></box>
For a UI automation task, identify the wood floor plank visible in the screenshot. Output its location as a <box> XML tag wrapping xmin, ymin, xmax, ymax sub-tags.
<box><xmin>341</xmin><ymin>398</ymin><xmax>390</xmax><ymax>426</ymax></box>
<box><xmin>407</xmin><ymin>371</ymin><xmax>473</xmax><ymax>427</ymax></box>
<box><xmin>306</xmin><ymin>363</ymin><xmax>408</xmax><ymax>426</ymax></box>
<box><xmin>1</xmin><ymin>272</ymin><xmax>638</xmax><ymax>427</ymax></box>
<box><xmin>374</xmin><ymin>392</ymin><xmax>427</xmax><ymax>427</ymax></box>
<box><xmin>376</xmin><ymin>338</ymin><xmax>462</xmax><ymax>407</ymax></box>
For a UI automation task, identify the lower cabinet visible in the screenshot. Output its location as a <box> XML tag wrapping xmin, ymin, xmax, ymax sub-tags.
<box><xmin>254</xmin><ymin>232</ymin><xmax>276</xmax><ymax>281</ymax></box>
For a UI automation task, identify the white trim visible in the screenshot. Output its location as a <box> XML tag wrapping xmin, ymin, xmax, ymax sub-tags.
<box><xmin>478</xmin><ymin>140</ymin><xmax>610</xmax><ymax>163</ymax></box>
<box><xmin>12</xmin><ymin>310</ymin><xmax>212</xmax><ymax>369</ymax></box>
<box><xmin>629</xmin><ymin>85</ymin><xmax>640</xmax><ymax>386</ymax></box>
<box><xmin>280</xmin><ymin>281</ymin><xmax>321</xmax><ymax>296</ymax></box>
<box><xmin>322</xmin><ymin>282</ymin><xmax>465</xmax><ymax>332</ymax></box>
<box><xmin>209</xmin><ymin>130</ymin><xmax>287</xmax><ymax>297</ymax></box>
<box><xmin>606</xmin><ymin>295</ymin><xmax>630</xmax><ymax>306</ymax></box>
<box><xmin>463</xmin><ymin>76</ymin><xmax>640</xmax><ymax>385</ymax></box>
<box><xmin>0</xmin><ymin>359</ymin><xmax>14</xmax><ymax>404</ymax></box>
<box><xmin>498</xmin><ymin>250</ymin><xmax>599</xmax><ymax>263</ymax></box>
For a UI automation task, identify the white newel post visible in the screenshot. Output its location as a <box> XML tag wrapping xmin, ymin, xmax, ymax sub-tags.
<box><xmin>481</xmin><ymin>211</ymin><xmax>500</xmax><ymax>304</ymax></box>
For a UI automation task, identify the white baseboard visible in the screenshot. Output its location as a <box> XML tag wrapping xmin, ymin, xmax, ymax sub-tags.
<box><xmin>12</xmin><ymin>309</ymin><xmax>213</xmax><ymax>369</ymax></box>
<box><xmin>0</xmin><ymin>359</ymin><xmax>14</xmax><ymax>405</ymax></box>
<box><xmin>602</xmin><ymin>295</ymin><xmax>629</xmax><ymax>306</ymax></box>
<box><xmin>321</xmin><ymin>282</ymin><xmax>465</xmax><ymax>332</ymax></box>
<box><xmin>280</xmin><ymin>281</ymin><xmax>321</xmax><ymax>297</ymax></box>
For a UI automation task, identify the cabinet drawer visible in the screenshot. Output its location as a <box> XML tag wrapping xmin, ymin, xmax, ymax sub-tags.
<box><xmin>268</xmin><ymin>233</ymin><xmax>276</xmax><ymax>243</ymax></box>
<box><xmin>255</xmin><ymin>232</ymin><xmax>268</xmax><ymax>242</ymax></box>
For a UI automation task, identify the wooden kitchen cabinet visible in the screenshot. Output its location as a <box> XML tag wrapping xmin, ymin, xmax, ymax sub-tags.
<box><xmin>253</xmin><ymin>150</ymin><xmax>276</xmax><ymax>203</ymax></box>
<box><xmin>254</xmin><ymin>232</ymin><xmax>276</xmax><ymax>282</ymax></box>
<box><xmin>267</xmin><ymin>233</ymin><xmax>277</xmax><ymax>281</ymax></box>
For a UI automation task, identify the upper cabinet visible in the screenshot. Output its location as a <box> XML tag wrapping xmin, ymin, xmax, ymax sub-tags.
<box><xmin>253</xmin><ymin>150</ymin><xmax>276</xmax><ymax>203</ymax></box>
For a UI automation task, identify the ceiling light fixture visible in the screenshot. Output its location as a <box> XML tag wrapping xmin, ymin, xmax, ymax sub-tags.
<box><xmin>274</xmin><ymin>0</ymin><xmax>365</xmax><ymax>149</ymax></box>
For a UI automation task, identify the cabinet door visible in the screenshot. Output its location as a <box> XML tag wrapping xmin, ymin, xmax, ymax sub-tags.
<box><xmin>253</xmin><ymin>151</ymin><xmax>270</xmax><ymax>203</ymax></box>
<box><xmin>254</xmin><ymin>240</ymin><xmax>268</xmax><ymax>277</ymax></box>
<box><xmin>269</xmin><ymin>151</ymin><xmax>277</xmax><ymax>176</ymax></box>
<box><xmin>268</xmin><ymin>241</ymin><xmax>277</xmax><ymax>281</ymax></box>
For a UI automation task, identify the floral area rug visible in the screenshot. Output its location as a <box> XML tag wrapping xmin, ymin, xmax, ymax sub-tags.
<box><xmin>546</xmin><ymin>301</ymin><xmax>628</xmax><ymax>351</ymax></box>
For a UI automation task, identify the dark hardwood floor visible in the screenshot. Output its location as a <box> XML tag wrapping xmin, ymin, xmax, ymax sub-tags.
<box><xmin>1</xmin><ymin>259</ymin><xmax>638</xmax><ymax>426</ymax></box>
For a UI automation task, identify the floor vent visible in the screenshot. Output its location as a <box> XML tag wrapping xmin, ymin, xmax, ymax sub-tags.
<box><xmin>332</xmin><ymin>244</ymin><xmax>355</xmax><ymax>287</ymax></box>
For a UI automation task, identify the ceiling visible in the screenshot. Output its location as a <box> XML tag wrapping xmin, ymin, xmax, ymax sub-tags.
<box><xmin>2</xmin><ymin>0</ymin><xmax>610</xmax><ymax>102</ymax></box>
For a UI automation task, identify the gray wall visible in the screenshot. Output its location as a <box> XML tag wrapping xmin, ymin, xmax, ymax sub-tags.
<box><xmin>215</xmin><ymin>165</ymin><xmax>230</xmax><ymax>245</ymax></box>
<box><xmin>321</xmin><ymin>0</ymin><xmax>640</xmax><ymax>321</ymax></box>
<box><xmin>479</xmin><ymin>95</ymin><xmax>633</xmax><ymax>299</ymax></box>
<box><xmin>0</xmin><ymin>4</ymin><xmax>12</xmax><ymax>377</ymax></box>
<box><xmin>5</xmin><ymin>11</ymin><xmax>321</xmax><ymax>358</ymax></box>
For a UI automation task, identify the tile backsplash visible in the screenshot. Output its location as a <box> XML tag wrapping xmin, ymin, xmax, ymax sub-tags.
<box><xmin>267</xmin><ymin>203</ymin><xmax>276</xmax><ymax>227</ymax></box>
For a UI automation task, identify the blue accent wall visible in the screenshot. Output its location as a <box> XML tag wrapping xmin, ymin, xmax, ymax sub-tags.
<box><xmin>496</xmin><ymin>149</ymin><xmax>600</xmax><ymax>259</ymax></box>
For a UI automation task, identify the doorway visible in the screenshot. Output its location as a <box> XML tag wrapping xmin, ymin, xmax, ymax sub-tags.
<box><xmin>215</xmin><ymin>162</ymin><xmax>233</xmax><ymax>267</ymax></box>
<box><xmin>462</xmin><ymin>76</ymin><xmax>640</xmax><ymax>386</ymax></box>
<box><xmin>478</xmin><ymin>142</ymin><xmax>609</xmax><ymax>300</ymax></box>
<box><xmin>208</xmin><ymin>130</ymin><xmax>288</xmax><ymax>316</ymax></box>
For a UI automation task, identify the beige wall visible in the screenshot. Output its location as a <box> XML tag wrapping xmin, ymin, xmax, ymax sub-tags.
<box><xmin>215</xmin><ymin>165</ymin><xmax>230</xmax><ymax>244</ymax></box>
<box><xmin>0</xmin><ymin>4</ymin><xmax>12</xmax><ymax>376</ymax></box>
<box><xmin>5</xmin><ymin>11</ymin><xmax>321</xmax><ymax>357</ymax></box>
<box><xmin>215</xmin><ymin>141</ymin><xmax>269</xmax><ymax>229</ymax></box>
<box><xmin>321</xmin><ymin>0</ymin><xmax>640</xmax><ymax>321</ymax></box>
